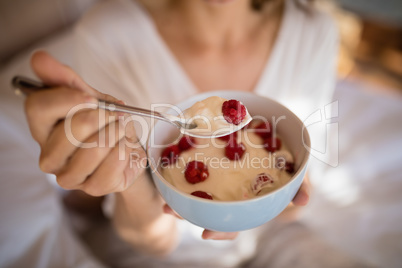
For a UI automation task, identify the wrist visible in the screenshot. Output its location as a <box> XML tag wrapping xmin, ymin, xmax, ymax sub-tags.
<box><xmin>117</xmin><ymin>169</ymin><xmax>158</xmax><ymax>201</ymax></box>
<box><xmin>112</xmin><ymin>172</ymin><xmax>179</xmax><ymax>256</ymax></box>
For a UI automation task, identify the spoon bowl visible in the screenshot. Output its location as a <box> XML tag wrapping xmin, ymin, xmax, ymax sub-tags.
<box><xmin>181</xmin><ymin>115</ymin><xmax>252</xmax><ymax>138</ymax></box>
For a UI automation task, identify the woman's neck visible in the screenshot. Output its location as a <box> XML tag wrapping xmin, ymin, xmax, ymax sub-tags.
<box><xmin>139</xmin><ymin>0</ymin><xmax>282</xmax><ymax>49</ymax></box>
<box><xmin>137</xmin><ymin>0</ymin><xmax>284</xmax><ymax>92</ymax></box>
<box><xmin>173</xmin><ymin>0</ymin><xmax>258</xmax><ymax>47</ymax></box>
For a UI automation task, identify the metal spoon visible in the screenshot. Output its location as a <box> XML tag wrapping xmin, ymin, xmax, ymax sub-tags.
<box><xmin>11</xmin><ymin>76</ymin><xmax>197</xmax><ymax>130</ymax></box>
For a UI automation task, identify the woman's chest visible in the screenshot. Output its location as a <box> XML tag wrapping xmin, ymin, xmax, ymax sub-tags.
<box><xmin>152</xmin><ymin>19</ymin><xmax>280</xmax><ymax>93</ymax></box>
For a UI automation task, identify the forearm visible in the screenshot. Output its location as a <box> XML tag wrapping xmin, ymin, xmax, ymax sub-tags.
<box><xmin>112</xmin><ymin>172</ymin><xmax>178</xmax><ymax>256</ymax></box>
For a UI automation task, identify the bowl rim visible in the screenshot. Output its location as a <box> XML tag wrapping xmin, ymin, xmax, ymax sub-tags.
<box><xmin>146</xmin><ymin>91</ymin><xmax>311</xmax><ymax>205</ymax></box>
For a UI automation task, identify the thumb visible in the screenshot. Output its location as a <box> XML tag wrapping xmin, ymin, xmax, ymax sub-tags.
<box><xmin>30</xmin><ymin>50</ymin><xmax>101</xmax><ymax>97</ymax></box>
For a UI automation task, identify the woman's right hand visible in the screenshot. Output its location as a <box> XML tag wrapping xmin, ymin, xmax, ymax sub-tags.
<box><xmin>25</xmin><ymin>51</ymin><xmax>147</xmax><ymax>196</ymax></box>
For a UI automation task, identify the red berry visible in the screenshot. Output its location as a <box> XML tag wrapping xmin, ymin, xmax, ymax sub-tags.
<box><xmin>253</xmin><ymin>121</ymin><xmax>272</xmax><ymax>139</ymax></box>
<box><xmin>263</xmin><ymin>137</ymin><xmax>281</xmax><ymax>152</ymax></box>
<box><xmin>285</xmin><ymin>162</ymin><xmax>295</xmax><ymax>174</ymax></box>
<box><xmin>161</xmin><ymin>145</ymin><xmax>180</xmax><ymax>165</ymax></box>
<box><xmin>178</xmin><ymin>135</ymin><xmax>196</xmax><ymax>151</ymax></box>
<box><xmin>222</xmin><ymin>99</ymin><xmax>247</xmax><ymax>125</ymax></box>
<box><xmin>191</xmin><ymin>191</ymin><xmax>213</xmax><ymax>200</ymax></box>
<box><xmin>185</xmin><ymin>161</ymin><xmax>209</xmax><ymax>184</ymax></box>
<box><xmin>225</xmin><ymin>141</ymin><xmax>246</xmax><ymax>160</ymax></box>
<box><xmin>218</xmin><ymin>131</ymin><xmax>238</xmax><ymax>143</ymax></box>
<box><xmin>275</xmin><ymin>158</ymin><xmax>295</xmax><ymax>174</ymax></box>
<box><xmin>251</xmin><ymin>173</ymin><xmax>275</xmax><ymax>194</ymax></box>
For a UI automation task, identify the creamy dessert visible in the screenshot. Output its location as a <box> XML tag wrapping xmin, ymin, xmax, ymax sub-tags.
<box><xmin>182</xmin><ymin>96</ymin><xmax>252</xmax><ymax>138</ymax></box>
<box><xmin>160</xmin><ymin>119</ymin><xmax>295</xmax><ymax>201</ymax></box>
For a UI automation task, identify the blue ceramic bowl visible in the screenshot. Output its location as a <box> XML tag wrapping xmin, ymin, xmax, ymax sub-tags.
<box><xmin>146</xmin><ymin>91</ymin><xmax>310</xmax><ymax>232</ymax></box>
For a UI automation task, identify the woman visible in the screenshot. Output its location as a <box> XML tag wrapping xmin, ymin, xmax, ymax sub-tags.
<box><xmin>21</xmin><ymin>0</ymin><xmax>337</xmax><ymax>266</ymax></box>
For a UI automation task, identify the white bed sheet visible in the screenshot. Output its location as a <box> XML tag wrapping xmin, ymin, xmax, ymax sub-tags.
<box><xmin>301</xmin><ymin>78</ymin><xmax>402</xmax><ymax>268</ymax></box>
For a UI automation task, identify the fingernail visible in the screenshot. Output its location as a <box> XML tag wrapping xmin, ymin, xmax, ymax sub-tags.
<box><xmin>114</xmin><ymin>101</ymin><xmax>126</xmax><ymax>117</ymax></box>
<box><xmin>202</xmin><ymin>232</ymin><xmax>216</xmax><ymax>240</ymax></box>
<box><xmin>205</xmin><ymin>234</ymin><xmax>221</xmax><ymax>240</ymax></box>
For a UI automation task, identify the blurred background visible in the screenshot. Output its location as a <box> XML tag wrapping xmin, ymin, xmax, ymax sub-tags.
<box><xmin>1</xmin><ymin>0</ymin><xmax>402</xmax><ymax>86</ymax></box>
<box><xmin>0</xmin><ymin>0</ymin><xmax>401</xmax><ymax>267</ymax></box>
<box><xmin>335</xmin><ymin>0</ymin><xmax>402</xmax><ymax>91</ymax></box>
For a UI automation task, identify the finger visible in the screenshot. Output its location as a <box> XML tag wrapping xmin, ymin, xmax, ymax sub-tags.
<box><xmin>39</xmin><ymin>108</ymin><xmax>121</xmax><ymax>174</ymax></box>
<box><xmin>31</xmin><ymin>51</ymin><xmax>100</xmax><ymax>97</ymax></box>
<box><xmin>162</xmin><ymin>204</ymin><xmax>184</xmax><ymax>220</ymax></box>
<box><xmin>55</xmin><ymin>121</ymin><xmax>125</xmax><ymax>189</ymax></box>
<box><xmin>292</xmin><ymin>181</ymin><xmax>310</xmax><ymax>206</ymax></box>
<box><xmin>24</xmin><ymin>87</ymin><xmax>97</xmax><ymax>145</ymax></box>
<box><xmin>202</xmin><ymin>230</ymin><xmax>239</xmax><ymax>240</ymax></box>
<box><xmin>79</xmin><ymin>137</ymin><xmax>147</xmax><ymax>196</ymax></box>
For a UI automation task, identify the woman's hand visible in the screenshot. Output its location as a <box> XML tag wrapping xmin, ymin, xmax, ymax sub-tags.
<box><xmin>163</xmin><ymin>179</ymin><xmax>310</xmax><ymax>240</ymax></box>
<box><xmin>25</xmin><ymin>51</ymin><xmax>146</xmax><ymax>196</ymax></box>
<box><xmin>27</xmin><ymin>51</ymin><xmax>177</xmax><ymax>256</ymax></box>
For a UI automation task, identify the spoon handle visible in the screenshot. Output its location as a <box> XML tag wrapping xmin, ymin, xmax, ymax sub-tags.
<box><xmin>11</xmin><ymin>75</ymin><xmax>179</xmax><ymax>126</ymax></box>
<box><xmin>97</xmin><ymin>100</ymin><xmax>168</xmax><ymax>122</ymax></box>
